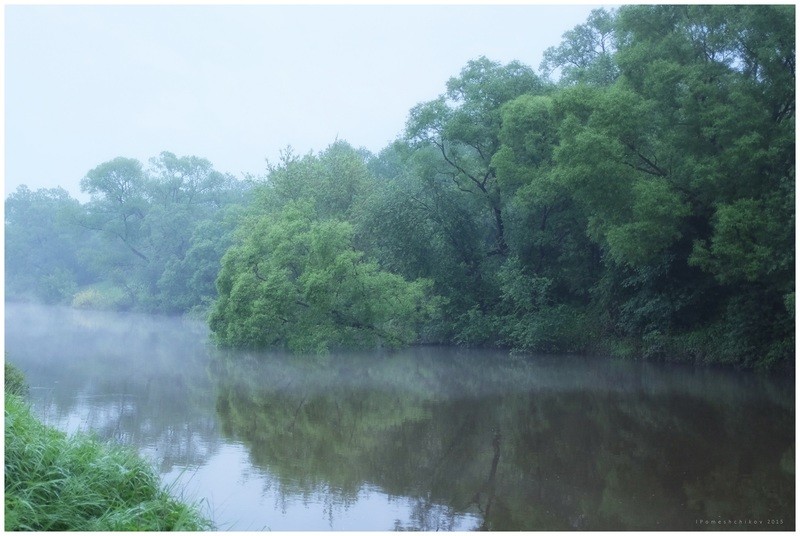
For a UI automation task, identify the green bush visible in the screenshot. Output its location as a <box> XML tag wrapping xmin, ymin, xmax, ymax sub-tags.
<box><xmin>71</xmin><ymin>283</ymin><xmax>128</xmax><ymax>310</ymax></box>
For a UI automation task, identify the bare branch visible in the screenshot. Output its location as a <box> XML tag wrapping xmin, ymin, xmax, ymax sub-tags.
<box><xmin>434</xmin><ymin>139</ymin><xmax>488</xmax><ymax>193</ymax></box>
<box><xmin>623</xmin><ymin>142</ymin><xmax>668</xmax><ymax>177</ymax></box>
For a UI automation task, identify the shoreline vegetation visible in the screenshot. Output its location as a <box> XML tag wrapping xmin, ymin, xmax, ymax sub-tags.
<box><xmin>4</xmin><ymin>363</ymin><xmax>213</xmax><ymax>532</ymax></box>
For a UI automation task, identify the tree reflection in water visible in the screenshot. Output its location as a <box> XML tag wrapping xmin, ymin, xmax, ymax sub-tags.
<box><xmin>211</xmin><ymin>347</ymin><xmax>794</xmax><ymax>531</ymax></box>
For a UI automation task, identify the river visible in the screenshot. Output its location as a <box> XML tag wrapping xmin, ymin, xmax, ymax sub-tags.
<box><xmin>4</xmin><ymin>302</ymin><xmax>795</xmax><ymax>530</ymax></box>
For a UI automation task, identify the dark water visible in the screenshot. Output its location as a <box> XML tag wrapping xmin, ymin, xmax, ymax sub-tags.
<box><xmin>5</xmin><ymin>302</ymin><xmax>795</xmax><ymax>530</ymax></box>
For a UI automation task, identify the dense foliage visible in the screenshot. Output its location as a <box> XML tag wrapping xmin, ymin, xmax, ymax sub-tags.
<box><xmin>6</xmin><ymin>5</ymin><xmax>794</xmax><ymax>368</ymax></box>
<box><xmin>209</xmin><ymin>197</ymin><xmax>435</xmax><ymax>352</ymax></box>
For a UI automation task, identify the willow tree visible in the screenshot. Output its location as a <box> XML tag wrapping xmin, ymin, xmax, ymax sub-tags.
<box><xmin>209</xmin><ymin>200</ymin><xmax>436</xmax><ymax>353</ymax></box>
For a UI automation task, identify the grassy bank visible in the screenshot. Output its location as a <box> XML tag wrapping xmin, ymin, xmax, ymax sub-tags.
<box><xmin>4</xmin><ymin>365</ymin><xmax>212</xmax><ymax>531</ymax></box>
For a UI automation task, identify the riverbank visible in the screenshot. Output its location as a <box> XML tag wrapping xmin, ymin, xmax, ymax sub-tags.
<box><xmin>4</xmin><ymin>364</ymin><xmax>212</xmax><ymax>531</ymax></box>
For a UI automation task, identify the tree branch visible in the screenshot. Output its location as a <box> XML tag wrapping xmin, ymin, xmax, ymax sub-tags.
<box><xmin>433</xmin><ymin>139</ymin><xmax>488</xmax><ymax>193</ymax></box>
<box><xmin>623</xmin><ymin>142</ymin><xmax>668</xmax><ymax>177</ymax></box>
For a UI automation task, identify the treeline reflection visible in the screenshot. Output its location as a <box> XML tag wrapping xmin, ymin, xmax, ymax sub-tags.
<box><xmin>210</xmin><ymin>348</ymin><xmax>794</xmax><ymax>531</ymax></box>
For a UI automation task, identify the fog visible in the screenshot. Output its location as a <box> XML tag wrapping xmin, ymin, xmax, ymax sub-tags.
<box><xmin>7</xmin><ymin>302</ymin><xmax>792</xmax><ymax>410</ymax></box>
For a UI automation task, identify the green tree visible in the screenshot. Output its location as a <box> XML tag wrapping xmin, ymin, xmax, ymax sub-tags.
<box><xmin>391</xmin><ymin>57</ymin><xmax>551</xmax><ymax>344</ymax></box>
<box><xmin>210</xmin><ymin>201</ymin><xmax>436</xmax><ymax>353</ymax></box>
<box><xmin>142</xmin><ymin>152</ymin><xmax>248</xmax><ymax>313</ymax></box>
<box><xmin>80</xmin><ymin>157</ymin><xmax>149</xmax><ymax>262</ymax></box>
<box><xmin>540</xmin><ymin>8</ymin><xmax>619</xmax><ymax>86</ymax></box>
<box><xmin>259</xmin><ymin>140</ymin><xmax>373</xmax><ymax>220</ymax></box>
<box><xmin>406</xmin><ymin>56</ymin><xmax>546</xmax><ymax>258</ymax></box>
<box><xmin>76</xmin><ymin>153</ymin><xmax>249</xmax><ymax>313</ymax></box>
<box><xmin>544</xmin><ymin>4</ymin><xmax>795</xmax><ymax>366</ymax></box>
<box><xmin>155</xmin><ymin>205</ymin><xmax>245</xmax><ymax>314</ymax></box>
<box><xmin>5</xmin><ymin>186</ymin><xmax>90</xmax><ymax>303</ymax></box>
<box><xmin>489</xmin><ymin>94</ymin><xmax>601</xmax><ymax>352</ymax></box>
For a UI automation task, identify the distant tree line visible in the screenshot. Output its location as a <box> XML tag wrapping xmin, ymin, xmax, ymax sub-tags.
<box><xmin>6</xmin><ymin>5</ymin><xmax>794</xmax><ymax>369</ymax></box>
<box><xmin>6</xmin><ymin>152</ymin><xmax>250</xmax><ymax>314</ymax></box>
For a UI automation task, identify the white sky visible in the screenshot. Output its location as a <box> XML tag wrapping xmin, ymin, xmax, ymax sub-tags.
<box><xmin>5</xmin><ymin>3</ymin><xmax>608</xmax><ymax>200</ymax></box>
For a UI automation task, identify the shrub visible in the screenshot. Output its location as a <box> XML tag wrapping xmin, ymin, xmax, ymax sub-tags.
<box><xmin>71</xmin><ymin>283</ymin><xmax>128</xmax><ymax>310</ymax></box>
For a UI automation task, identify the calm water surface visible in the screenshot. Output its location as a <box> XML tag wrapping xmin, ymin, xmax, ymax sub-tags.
<box><xmin>5</xmin><ymin>303</ymin><xmax>795</xmax><ymax>530</ymax></box>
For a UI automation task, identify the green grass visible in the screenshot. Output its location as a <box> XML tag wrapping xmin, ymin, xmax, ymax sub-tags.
<box><xmin>4</xmin><ymin>392</ymin><xmax>213</xmax><ymax>531</ymax></box>
<box><xmin>5</xmin><ymin>361</ymin><xmax>28</xmax><ymax>397</ymax></box>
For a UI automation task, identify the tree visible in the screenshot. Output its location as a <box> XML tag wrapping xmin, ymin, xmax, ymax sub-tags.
<box><xmin>80</xmin><ymin>157</ymin><xmax>149</xmax><ymax>264</ymax></box>
<box><xmin>540</xmin><ymin>8</ymin><xmax>619</xmax><ymax>86</ymax></box>
<box><xmin>543</xmin><ymin>4</ymin><xmax>795</xmax><ymax>366</ymax></box>
<box><xmin>155</xmin><ymin>205</ymin><xmax>245</xmax><ymax>314</ymax></box>
<box><xmin>5</xmin><ymin>186</ymin><xmax>90</xmax><ymax>303</ymax></box>
<box><xmin>210</xmin><ymin>201</ymin><xmax>436</xmax><ymax>353</ymax></box>
<box><xmin>406</xmin><ymin>56</ymin><xmax>546</xmax><ymax>258</ymax></box>
<box><xmin>259</xmin><ymin>140</ymin><xmax>373</xmax><ymax>220</ymax></box>
<box><xmin>140</xmin><ymin>152</ymin><xmax>247</xmax><ymax>312</ymax></box>
<box><xmin>490</xmin><ymin>94</ymin><xmax>602</xmax><ymax>352</ymax></box>
<box><xmin>389</xmin><ymin>57</ymin><xmax>553</xmax><ymax>344</ymax></box>
<box><xmin>75</xmin><ymin>153</ymin><xmax>249</xmax><ymax>313</ymax></box>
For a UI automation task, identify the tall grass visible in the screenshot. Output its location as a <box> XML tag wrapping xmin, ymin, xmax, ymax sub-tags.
<box><xmin>5</xmin><ymin>361</ymin><xmax>28</xmax><ymax>396</ymax></box>
<box><xmin>4</xmin><ymin>392</ymin><xmax>212</xmax><ymax>531</ymax></box>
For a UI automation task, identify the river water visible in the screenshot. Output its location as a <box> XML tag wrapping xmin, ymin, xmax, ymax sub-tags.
<box><xmin>5</xmin><ymin>302</ymin><xmax>795</xmax><ymax>530</ymax></box>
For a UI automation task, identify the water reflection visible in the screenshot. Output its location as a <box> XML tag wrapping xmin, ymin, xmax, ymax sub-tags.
<box><xmin>5</xmin><ymin>303</ymin><xmax>795</xmax><ymax>531</ymax></box>
<box><xmin>5</xmin><ymin>303</ymin><xmax>221</xmax><ymax>473</ymax></box>
<box><xmin>210</xmin><ymin>348</ymin><xmax>794</xmax><ymax>530</ymax></box>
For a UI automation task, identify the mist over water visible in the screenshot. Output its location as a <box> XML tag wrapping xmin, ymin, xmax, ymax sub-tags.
<box><xmin>5</xmin><ymin>302</ymin><xmax>795</xmax><ymax>530</ymax></box>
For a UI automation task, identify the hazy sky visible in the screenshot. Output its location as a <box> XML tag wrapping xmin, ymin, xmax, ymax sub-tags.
<box><xmin>5</xmin><ymin>4</ymin><xmax>608</xmax><ymax>199</ymax></box>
